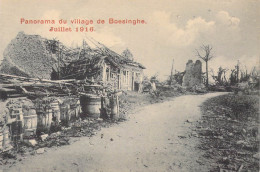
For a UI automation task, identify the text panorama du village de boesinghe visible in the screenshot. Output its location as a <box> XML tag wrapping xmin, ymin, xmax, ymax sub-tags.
<box><xmin>20</xmin><ymin>18</ymin><xmax>147</xmax><ymax>32</ymax></box>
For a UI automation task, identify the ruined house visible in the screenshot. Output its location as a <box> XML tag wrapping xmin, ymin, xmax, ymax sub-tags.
<box><xmin>182</xmin><ymin>60</ymin><xmax>202</xmax><ymax>87</ymax></box>
<box><xmin>0</xmin><ymin>32</ymin><xmax>145</xmax><ymax>92</ymax></box>
<box><xmin>51</xmin><ymin>44</ymin><xmax>145</xmax><ymax>91</ymax></box>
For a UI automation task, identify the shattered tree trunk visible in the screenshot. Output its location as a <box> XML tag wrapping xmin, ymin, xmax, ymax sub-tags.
<box><xmin>206</xmin><ymin>61</ymin><xmax>208</xmax><ymax>87</ymax></box>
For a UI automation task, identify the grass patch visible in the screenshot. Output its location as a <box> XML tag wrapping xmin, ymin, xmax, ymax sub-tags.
<box><xmin>197</xmin><ymin>93</ymin><xmax>259</xmax><ymax>172</ymax></box>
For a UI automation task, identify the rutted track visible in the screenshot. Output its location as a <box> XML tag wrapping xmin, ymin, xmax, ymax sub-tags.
<box><xmin>5</xmin><ymin>92</ymin><xmax>227</xmax><ymax>172</ymax></box>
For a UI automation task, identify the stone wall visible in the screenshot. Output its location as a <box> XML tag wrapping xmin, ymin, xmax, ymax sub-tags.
<box><xmin>0</xmin><ymin>32</ymin><xmax>57</xmax><ymax>79</ymax></box>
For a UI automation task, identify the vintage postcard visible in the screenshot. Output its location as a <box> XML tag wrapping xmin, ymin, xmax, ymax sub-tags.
<box><xmin>0</xmin><ymin>0</ymin><xmax>259</xmax><ymax>171</ymax></box>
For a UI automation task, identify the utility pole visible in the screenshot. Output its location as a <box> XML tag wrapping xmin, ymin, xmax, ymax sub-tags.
<box><xmin>235</xmin><ymin>60</ymin><xmax>240</xmax><ymax>83</ymax></box>
<box><xmin>170</xmin><ymin>59</ymin><xmax>174</xmax><ymax>85</ymax></box>
<box><xmin>57</xmin><ymin>40</ymin><xmax>60</xmax><ymax>80</ymax></box>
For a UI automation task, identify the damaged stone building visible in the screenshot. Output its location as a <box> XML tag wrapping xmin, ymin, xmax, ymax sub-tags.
<box><xmin>182</xmin><ymin>60</ymin><xmax>203</xmax><ymax>87</ymax></box>
<box><xmin>51</xmin><ymin>44</ymin><xmax>145</xmax><ymax>92</ymax></box>
<box><xmin>0</xmin><ymin>32</ymin><xmax>145</xmax><ymax>92</ymax></box>
<box><xmin>0</xmin><ymin>32</ymin><xmax>57</xmax><ymax>79</ymax></box>
<box><xmin>101</xmin><ymin>58</ymin><xmax>145</xmax><ymax>91</ymax></box>
<box><xmin>0</xmin><ymin>32</ymin><xmax>146</xmax><ymax>152</ymax></box>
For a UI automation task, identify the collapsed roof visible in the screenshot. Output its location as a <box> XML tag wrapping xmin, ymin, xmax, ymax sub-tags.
<box><xmin>0</xmin><ymin>32</ymin><xmax>145</xmax><ymax>80</ymax></box>
<box><xmin>51</xmin><ymin>37</ymin><xmax>145</xmax><ymax>80</ymax></box>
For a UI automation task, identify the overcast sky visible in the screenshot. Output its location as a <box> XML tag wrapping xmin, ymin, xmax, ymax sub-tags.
<box><xmin>0</xmin><ymin>0</ymin><xmax>259</xmax><ymax>79</ymax></box>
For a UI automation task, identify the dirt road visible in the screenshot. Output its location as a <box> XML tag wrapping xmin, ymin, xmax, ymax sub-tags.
<box><xmin>5</xmin><ymin>92</ymin><xmax>227</xmax><ymax>172</ymax></box>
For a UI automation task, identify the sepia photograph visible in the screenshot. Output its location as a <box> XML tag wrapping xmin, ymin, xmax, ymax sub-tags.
<box><xmin>0</xmin><ymin>0</ymin><xmax>259</xmax><ymax>171</ymax></box>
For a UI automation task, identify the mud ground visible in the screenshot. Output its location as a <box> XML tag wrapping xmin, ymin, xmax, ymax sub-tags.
<box><xmin>2</xmin><ymin>92</ymin><xmax>226</xmax><ymax>172</ymax></box>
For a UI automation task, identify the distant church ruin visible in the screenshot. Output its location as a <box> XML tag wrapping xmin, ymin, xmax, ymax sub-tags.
<box><xmin>182</xmin><ymin>60</ymin><xmax>202</xmax><ymax>87</ymax></box>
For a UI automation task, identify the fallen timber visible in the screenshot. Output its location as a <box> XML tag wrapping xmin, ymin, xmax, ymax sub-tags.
<box><xmin>0</xmin><ymin>73</ymin><xmax>94</xmax><ymax>99</ymax></box>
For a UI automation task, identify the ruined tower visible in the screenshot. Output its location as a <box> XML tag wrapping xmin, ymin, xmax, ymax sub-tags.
<box><xmin>182</xmin><ymin>60</ymin><xmax>202</xmax><ymax>87</ymax></box>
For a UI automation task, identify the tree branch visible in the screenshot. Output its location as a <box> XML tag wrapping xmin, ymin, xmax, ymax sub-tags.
<box><xmin>196</xmin><ymin>49</ymin><xmax>206</xmax><ymax>61</ymax></box>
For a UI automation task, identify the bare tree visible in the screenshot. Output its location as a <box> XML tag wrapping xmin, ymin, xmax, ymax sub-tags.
<box><xmin>196</xmin><ymin>45</ymin><xmax>214</xmax><ymax>87</ymax></box>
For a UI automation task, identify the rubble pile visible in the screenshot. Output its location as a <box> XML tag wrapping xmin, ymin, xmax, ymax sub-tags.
<box><xmin>194</xmin><ymin>94</ymin><xmax>259</xmax><ymax>172</ymax></box>
<box><xmin>0</xmin><ymin>32</ymin><xmax>57</xmax><ymax>79</ymax></box>
<box><xmin>119</xmin><ymin>92</ymin><xmax>134</xmax><ymax>116</ymax></box>
<box><xmin>35</xmin><ymin>132</ymin><xmax>70</xmax><ymax>148</ymax></box>
<box><xmin>189</xmin><ymin>84</ymin><xmax>207</xmax><ymax>93</ymax></box>
<box><xmin>61</xmin><ymin>118</ymin><xmax>112</xmax><ymax>137</ymax></box>
<box><xmin>155</xmin><ymin>85</ymin><xmax>184</xmax><ymax>98</ymax></box>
